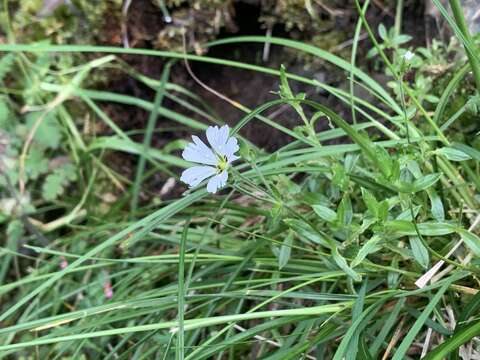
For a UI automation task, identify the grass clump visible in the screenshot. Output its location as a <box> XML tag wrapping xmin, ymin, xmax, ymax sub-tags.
<box><xmin>1</xmin><ymin>1</ymin><xmax>480</xmax><ymax>359</ymax></box>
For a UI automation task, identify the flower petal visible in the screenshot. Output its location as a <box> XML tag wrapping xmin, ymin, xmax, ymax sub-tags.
<box><xmin>182</xmin><ymin>136</ymin><xmax>218</xmax><ymax>166</ymax></box>
<box><xmin>207</xmin><ymin>125</ymin><xmax>230</xmax><ymax>155</ymax></box>
<box><xmin>206</xmin><ymin>170</ymin><xmax>228</xmax><ymax>193</ymax></box>
<box><xmin>180</xmin><ymin>166</ymin><xmax>216</xmax><ymax>188</ymax></box>
<box><xmin>404</xmin><ymin>50</ymin><xmax>414</xmax><ymax>61</ymax></box>
<box><xmin>224</xmin><ymin>137</ymin><xmax>240</xmax><ymax>163</ymax></box>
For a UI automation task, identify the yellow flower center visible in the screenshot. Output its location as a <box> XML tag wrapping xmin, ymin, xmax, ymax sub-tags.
<box><xmin>216</xmin><ymin>155</ymin><xmax>228</xmax><ymax>173</ymax></box>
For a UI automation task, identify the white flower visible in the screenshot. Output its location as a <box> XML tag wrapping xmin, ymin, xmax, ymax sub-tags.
<box><xmin>403</xmin><ymin>50</ymin><xmax>414</xmax><ymax>61</ymax></box>
<box><xmin>180</xmin><ymin>125</ymin><xmax>239</xmax><ymax>193</ymax></box>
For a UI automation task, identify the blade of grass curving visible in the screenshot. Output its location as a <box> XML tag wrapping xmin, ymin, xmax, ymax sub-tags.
<box><xmin>0</xmin><ymin>303</ymin><xmax>346</xmax><ymax>351</ymax></box>
<box><xmin>194</xmin><ymin>316</ymin><xmax>311</xmax><ymax>360</ymax></box>
<box><xmin>131</xmin><ymin>62</ymin><xmax>171</xmax><ymax>215</ymax></box>
<box><xmin>0</xmin><ymin>43</ymin><xmax>391</xmax><ymax>120</ymax></box>
<box><xmin>354</xmin><ymin>0</ymin><xmax>450</xmax><ymax>145</ymax></box>
<box><xmin>423</xmin><ymin>319</ymin><xmax>480</xmax><ymax>360</ymax></box>
<box><xmin>345</xmin><ymin>280</ymin><xmax>368</xmax><ymax>360</ymax></box>
<box><xmin>350</xmin><ymin>0</ymin><xmax>370</xmax><ymax>125</ymax></box>
<box><xmin>333</xmin><ymin>298</ymin><xmax>387</xmax><ymax>360</ymax></box>
<box><xmin>176</xmin><ymin>220</ymin><xmax>189</xmax><ymax>360</ymax></box>
<box><xmin>392</xmin><ymin>272</ymin><xmax>465</xmax><ymax>360</ymax></box>
<box><xmin>447</xmin><ymin>289</ymin><xmax>480</xmax><ymax>360</ymax></box>
<box><xmin>358</xmin><ymin>336</ymin><xmax>374</xmax><ymax>360</ymax></box>
<box><xmin>370</xmin><ymin>298</ymin><xmax>406</xmax><ymax>356</ymax></box>
<box><xmin>88</xmin><ymin>136</ymin><xmax>187</xmax><ymax>168</ymax></box>
<box><xmin>436</xmin><ymin>0</ymin><xmax>480</xmax><ymax>90</ymax></box>
<box><xmin>433</xmin><ymin>63</ymin><xmax>469</xmax><ymax>125</ymax></box>
<box><xmin>261</xmin><ymin>322</ymin><xmax>340</xmax><ymax>360</ymax></box>
<box><xmin>42</xmin><ymin>83</ymin><xmax>207</xmax><ymax>130</ymax></box>
<box><xmin>208</xmin><ymin>36</ymin><xmax>401</xmax><ymax>114</ymax></box>
<box><xmin>0</xmin><ymin>189</ymin><xmax>208</xmax><ymax>322</ymax></box>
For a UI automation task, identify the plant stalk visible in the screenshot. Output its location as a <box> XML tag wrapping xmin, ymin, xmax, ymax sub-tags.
<box><xmin>449</xmin><ymin>0</ymin><xmax>480</xmax><ymax>92</ymax></box>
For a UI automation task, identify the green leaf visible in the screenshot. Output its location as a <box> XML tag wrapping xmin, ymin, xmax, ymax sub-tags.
<box><xmin>352</xmin><ymin>235</ymin><xmax>382</xmax><ymax>267</ymax></box>
<box><xmin>423</xmin><ymin>320</ymin><xmax>480</xmax><ymax>360</ymax></box>
<box><xmin>394</xmin><ymin>34</ymin><xmax>412</xmax><ymax>45</ymax></box>
<box><xmin>346</xmin><ymin>281</ymin><xmax>368</xmax><ymax>360</ymax></box>
<box><xmin>0</xmin><ymin>53</ymin><xmax>14</xmax><ymax>84</ymax></box>
<box><xmin>25</xmin><ymin>111</ymin><xmax>62</xmax><ymax>149</ymax></box>
<box><xmin>283</xmin><ymin>219</ymin><xmax>329</xmax><ymax>247</ymax></box>
<box><xmin>378</xmin><ymin>23</ymin><xmax>387</xmax><ymax>40</ymax></box>
<box><xmin>374</xmin><ymin>145</ymin><xmax>394</xmax><ymax>179</ymax></box>
<box><xmin>378</xmin><ymin>200</ymin><xmax>389</xmax><ymax>223</ymax></box>
<box><xmin>361</xmin><ymin>188</ymin><xmax>378</xmax><ymax>217</ymax></box>
<box><xmin>358</xmin><ymin>336</ymin><xmax>374</xmax><ymax>360</ymax></box>
<box><xmin>42</xmin><ymin>173</ymin><xmax>65</xmax><ymax>201</ymax></box>
<box><xmin>452</xmin><ymin>142</ymin><xmax>480</xmax><ymax>161</ymax></box>
<box><xmin>278</xmin><ymin>231</ymin><xmax>293</xmax><ymax>270</ymax></box>
<box><xmin>332</xmin><ymin>246</ymin><xmax>361</xmax><ymax>282</ymax></box>
<box><xmin>408</xmin><ymin>236</ymin><xmax>429</xmax><ymax>269</ymax></box>
<box><xmin>392</xmin><ymin>274</ymin><xmax>464</xmax><ymax>360</ymax></box>
<box><xmin>457</xmin><ymin>290</ymin><xmax>480</xmax><ymax>329</ymax></box>
<box><xmin>436</xmin><ymin>147</ymin><xmax>471</xmax><ymax>161</ymax></box>
<box><xmin>410</xmin><ymin>173</ymin><xmax>441</xmax><ymax>193</ymax></box>
<box><xmin>337</xmin><ymin>195</ymin><xmax>353</xmax><ymax>226</ymax></box>
<box><xmin>279</xmin><ymin>65</ymin><xmax>308</xmax><ymax>125</ymax></box>
<box><xmin>385</xmin><ymin>220</ymin><xmax>455</xmax><ymax>236</ymax></box>
<box><xmin>41</xmin><ymin>163</ymin><xmax>78</xmax><ymax>201</ymax></box>
<box><xmin>332</xmin><ymin>163</ymin><xmax>349</xmax><ymax>190</ymax></box>
<box><xmin>457</xmin><ymin>229</ymin><xmax>480</xmax><ymax>256</ymax></box>
<box><xmin>312</xmin><ymin>205</ymin><xmax>337</xmax><ymax>222</ymax></box>
<box><xmin>25</xmin><ymin>148</ymin><xmax>49</xmax><ymax>180</ymax></box>
<box><xmin>428</xmin><ymin>189</ymin><xmax>445</xmax><ymax>222</ymax></box>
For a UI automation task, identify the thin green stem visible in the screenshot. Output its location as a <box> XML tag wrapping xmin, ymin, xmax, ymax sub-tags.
<box><xmin>131</xmin><ymin>62</ymin><xmax>172</xmax><ymax>215</ymax></box>
<box><xmin>394</xmin><ymin>0</ymin><xmax>404</xmax><ymax>38</ymax></box>
<box><xmin>448</xmin><ymin>0</ymin><xmax>480</xmax><ymax>92</ymax></box>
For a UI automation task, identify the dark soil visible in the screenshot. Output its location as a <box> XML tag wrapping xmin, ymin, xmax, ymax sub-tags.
<box><xmin>96</xmin><ymin>0</ymin><xmax>433</xmax><ymax>198</ymax></box>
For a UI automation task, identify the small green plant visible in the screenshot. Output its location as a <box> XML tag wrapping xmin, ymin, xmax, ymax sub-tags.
<box><xmin>1</xmin><ymin>1</ymin><xmax>480</xmax><ymax>359</ymax></box>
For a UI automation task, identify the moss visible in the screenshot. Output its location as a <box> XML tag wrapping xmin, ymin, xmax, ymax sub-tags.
<box><xmin>6</xmin><ymin>0</ymin><xmax>122</xmax><ymax>44</ymax></box>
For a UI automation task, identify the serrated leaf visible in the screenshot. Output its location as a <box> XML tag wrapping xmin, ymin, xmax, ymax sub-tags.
<box><xmin>25</xmin><ymin>111</ymin><xmax>62</xmax><ymax>149</ymax></box>
<box><xmin>42</xmin><ymin>173</ymin><xmax>65</xmax><ymax>201</ymax></box>
<box><xmin>58</xmin><ymin>163</ymin><xmax>77</xmax><ymax>181</ymax></box>
<box><xmin>25</xmin><ymin>148</ymin><xmax>49</xmax><ymax>180</ymax></box>
<box><xmin>41</xmin><ymin>163</ymin><xmax>78</xmax><ymax>201</ymax></box>
<box><xmin>312</xmin><ymin>204</ymin><xmax>337</xmax><ymax>222</ymax></box>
